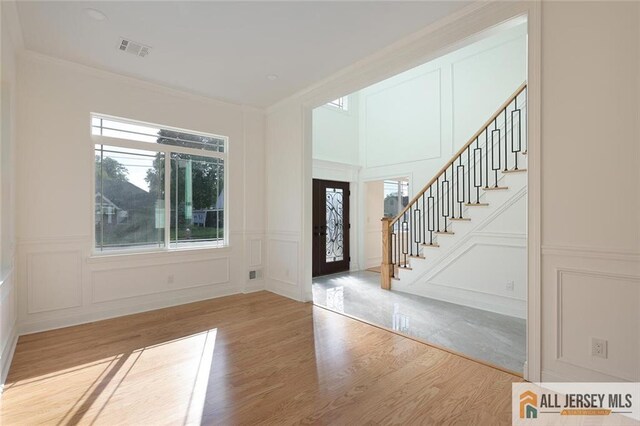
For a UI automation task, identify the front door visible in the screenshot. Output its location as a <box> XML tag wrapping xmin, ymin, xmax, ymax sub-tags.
<box><xmin>313</xmin><ymin>179</ymin><xmax>350</xmax><ymax>277</ymax></box>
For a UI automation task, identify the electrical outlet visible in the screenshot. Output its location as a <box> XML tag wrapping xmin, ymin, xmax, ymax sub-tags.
<box><xmin>591</xmin><ymin>337</ymin><xmax>608</xmax><ymax>359</ymax></box>
<box><xmin>506</xmin><ymin>281</ymin><xmax>515</xmax><ymax>291</ymax></box>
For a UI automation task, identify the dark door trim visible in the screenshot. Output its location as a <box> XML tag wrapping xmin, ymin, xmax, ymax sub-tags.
<box><xmin>313</xmin><ymin>179</ymin><xmax>350</xmax><ymax>277</ymax></box>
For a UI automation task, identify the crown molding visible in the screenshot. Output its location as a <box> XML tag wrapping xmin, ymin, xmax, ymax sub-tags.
<box><xmin>19</xmin><ymin>50</ymin><xmax>265</xmax><ymax>115</ymax></box>
<box><xmin>266</xmin><ymin>1</ymin><xmax>520</xmax><ymax>114</ymax></box>
<box><xmin>1</xmin><ymin>0</ymin><xmax>25</xmax><ymax>51</ymax></box>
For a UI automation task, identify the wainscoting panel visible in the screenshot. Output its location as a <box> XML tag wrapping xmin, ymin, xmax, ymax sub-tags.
<box><xmin>27</xmin><ymin>250</ymin><xmax>82</xmax><ymax>314</ymax></box>
<box><xmin>364</xmin><ymin>228</ymin><xmax>382</xmax><ymax>269</ymax></box>
<box><xmin>266</xmin><ymin>235</ymin><xmax>300</xmax><ymax>300</ymax></box>
<box><xmin>17</xmin><ymin>236</ymin><xmax>245</xmax><ymax>335</ymax></box>
<box><xmin>267</xmin><ymin>238</ymin><xmax>298</xmax><ymax>286</ymax></box>
<box><xmin>249</xmin><ymin>238</ymin><xmax>262</xmax><ymax>268</ymax></box>
<box><xmin>556</xmin><ymin>268</ymin><xmax>639</xmax><ymax>380</ymax></box>
<box><xmin>0</xmin><ymin>267</ymin><xmax>18</xmax><ymax>387</ymax></box>
<box><xmin>92</xmin><ymin>257</ymin><xmax>230</xmax><ymax>303</ymax></box>
<box><xmin>542</xmin><ymin>246</ymin><xmax>640</xmax><ymax>382</ymax></box>
<box><xmin>244</xmin><ymin>232</ymin><xmax>265</xmax><ymax>293</ymax></box>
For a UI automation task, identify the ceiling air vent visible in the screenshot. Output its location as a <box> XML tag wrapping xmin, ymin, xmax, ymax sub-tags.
<box><xmin>118</xmin><ymin>38</ymin><xmax>151</xmax><ymax>58</ymax></box>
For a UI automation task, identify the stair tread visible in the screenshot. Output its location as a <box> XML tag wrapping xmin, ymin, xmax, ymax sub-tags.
<box><xmin>502</xmin><ymin>168</ymin><xmax>527</xmax><ymax>173</ymax></box>
<box><xmin>483</xmin><ymin>186</ymin><xmax>509</xmax><ymax>191</ymax></box>
<box><xmin>421</xmin><ymin>243</ymin><xmax>440</xmax><ymax>248</ymax></box>
<box><xmin>435</xmin><ymin>231</ymin><xmax>455</xmax><ymax>235</ymax></box>
<box><xmin>450</xmin><ymin>217</ymin><xmax>471</xmax><ymax>221</ymax></box>
<box><xmin>398</xmin><ymin>266</ymin><xmax>413</xmax><ymax>271</ymax></box>
<box><xmin>409</xmin><ymin>255</ymin><xmax>425</xmax><ymax>259</ymax></box>
<box><xmin>465</xmin><ymin>203</ymin><xmax>489</xmax><ymax>206</ymax></box>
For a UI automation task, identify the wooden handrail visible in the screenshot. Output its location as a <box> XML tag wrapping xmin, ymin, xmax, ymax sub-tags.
<box><xmin>389</xmin><ymin>81</ymin><xmax>527</xmax><ymax>226</ymax></box>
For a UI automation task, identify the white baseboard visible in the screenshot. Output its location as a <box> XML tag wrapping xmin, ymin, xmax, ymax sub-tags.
<box><xmin>266</xmin><ymin>278</ymin><xmax>302</xmax><ymax>301</ymax></box>
<box><xmin>243</xmin><ymin>279</ymin><xmax>266</xmax><ymax>293</ymax></box>
<box><xmin>393</xmin><ymin>280</ymin><xmax>526</xmax><ymax>319</ymax></box>
<box><xmin>364</xmin><ymin>258</ymin><xmax>382</xmax><ymax>269</ymax></box>
<box><xmin>0</xmin><ymin>326</ymin><xmax>18</xmax><ymax>394</ymax></box>
<box><xmin>19</xmin><ymin>283</ymin><xmax>239</xmax><ymax>336</ymax></box>
<box><xmin>541</xmin><ymin>370</ymin><xmax>575</xmax><ymax>383</ymax></box>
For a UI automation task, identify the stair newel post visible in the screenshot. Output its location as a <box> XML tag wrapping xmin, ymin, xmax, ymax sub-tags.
<box><xmin>381</xmin><ymin>217</ymin><xmax>392</xmax><ymax>290</ymax></box>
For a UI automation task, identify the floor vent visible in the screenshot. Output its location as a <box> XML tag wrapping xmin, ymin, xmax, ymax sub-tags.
<box><xmin>249</xmin><ymin>270</ymin><xmax>263</xmax><ymax>280</ymax></box>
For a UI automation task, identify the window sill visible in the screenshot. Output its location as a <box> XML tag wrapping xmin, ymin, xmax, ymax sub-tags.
<box><xmin>87</xmin><ymin>245</ymin><xmax>231</xmax><ymax>264</ymax></box>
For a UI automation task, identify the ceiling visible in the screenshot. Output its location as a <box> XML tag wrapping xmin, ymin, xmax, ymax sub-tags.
<box><xmin>16</xmin><ymin>1</ymin><xmax>470</xmax><ymax>107</ymax></box>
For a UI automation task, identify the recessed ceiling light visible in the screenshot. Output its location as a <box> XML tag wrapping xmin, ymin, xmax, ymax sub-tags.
<box><xmin>85</xmin><ymin>8</ymin><xmax>107</xmax><ymax>21</ymax></box>
<box><xmin>266</xmin><ymin>74</ymin><xmax>278</xmax><ymax>81</ymax></box>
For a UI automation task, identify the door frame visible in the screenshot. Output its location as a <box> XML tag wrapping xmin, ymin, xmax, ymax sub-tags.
<box><xmin>300</xmin><ymin>2</ymin><xmax>541</xmax><ymax>381</ymax></box>
<box><xmin>312</xmin><ymin>179</ymin><xmax>351</xmax><ymax>277</ymax></box>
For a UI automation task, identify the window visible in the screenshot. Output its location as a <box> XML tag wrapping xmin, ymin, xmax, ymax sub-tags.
<box><xmin>383</xmin><ymin>179</ymin><xmax>409</xmax><ymax>218</ymax></box>
<box><xmin>92</xmin><ymin>115</ymin><xmax>227</xmax><ymax>253</ymax></box>
<box><xmin>327</xmin><ymin>96</ymin><xmax>348</xmax><ymax>111</ymax></box>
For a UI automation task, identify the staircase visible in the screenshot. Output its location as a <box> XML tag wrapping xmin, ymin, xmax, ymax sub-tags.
<box><xmin>380</xmin><ymin>83</ymin><xmax>528</xmax><ymax>291</ymax></box>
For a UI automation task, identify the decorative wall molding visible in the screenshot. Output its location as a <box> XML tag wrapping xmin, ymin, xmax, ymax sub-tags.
<box><xmin>362</xmin><ymin>68</ymin><xmax>442</xmax><ymax>168</ymax></box>
<box><xmin>0</xmin><ymin>267</ymin><xmax>14</xmax><ymax>300</ymax></box>
<box><xmin>409</xmin><ymin>185</ymin><xmax>527</xmax><ymax>286</ymax></box>
<box><xmin>265</xmin><ymin>231</ymin><xmax>301</xmax><ymax>240</ymax></box>
<box><xmin>450</xmin><ymin>31</ymin><xmax>527</xmax><ymax>146</ymax></box>
<box><xmin>424</xmin><ymin>239</ymin><xmax>527</xmax><ymax>285</ymax></box>
<box><xmin>542</xmin><ymin>245</ymin><xmax>640</xmax><ymax>263</ymax></box>
<box><xmin>266</xmin><ymin>238</ymin><xmax>299</xmax><ymax>286</ymax></box>
<box><xmin>18</xmin><ymin>235</ymin><xmax>89</xmax><ymax>245</ymax></box>
<box><xmin>397</xmin><ymin>278</ymin><xmax>527</xmax><ymax>319</ymax></box>
<box><xmin>0</xmin><ymin>266</ymin><xmax>17</xmax><ymax>391</ymax></box>
<box><xmin>0</xmin><ymin>327</ymin><xmax>18</xmax><ymax>393</ymax></box>
<box><xmin>243</xmin><ymin>279</ymin><xmax>266</xmax><ymax>294</ymax></box>
<box><xmin>19</xmin><ymin>283</ymin><xmax>239</xmax><ymax>336</ymax></box>
<box><xmin>26</xmin><ymin>250</ymin><xmax>83</xmax><ymax>314</ymax></box>
<box><xmin>551</xmin><ymin>266</ymin><xmax>639</xmax><ymax>382</ymax></box>
<box><xmin>248</xmin><ymin>238</ymin><xmax>262</xmax><ymax>267</ymax></box>
<box><xmin>91</xmin><ymin>257</ymin><xmax>230</xmax><ymax>304</ymax></box>
<box><xmin>312</xmin><ymin>159</ymin><xmax>360</xmax><ymax>182</ymax></box>
<box><xmin>423</xmin><ymin>275</ymin><xmax>526</xmax><ymax>303</ymax></box>
<box><xmin>86</xmin><ymin>247</ymin><xmax>231</xmax><ymax>265</ymax></box>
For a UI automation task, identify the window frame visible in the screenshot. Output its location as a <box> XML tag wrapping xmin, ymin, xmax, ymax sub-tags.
<box><xmin>90</xmin><ymin>113</ymin><xmax>229</xmax><ymax>256</ymax></box>
<box><xmin>326</xmin><ymin>96</ymin><xmax>349</xmax><ymax>111</ymax></box>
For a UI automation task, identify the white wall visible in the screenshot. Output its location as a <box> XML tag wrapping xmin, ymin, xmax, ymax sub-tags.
<box><xmin>0</xmin><ymin>1</ymin><xmax>20</xmax><ymax>388</ymax></box>
<box><xmin>360</xmin><ymin>22</ymin><xmax>526</xmax><ymax>187</ymax></box>
<box><xmin>363</xmin><ymin>181</ymin><xmax>384</xmax><ymax>269</ymax></box>
<box><xmin>312</xmin><ymin>22</ymin><xmax>526</xmax><ymax>188</ymax></box>
<box><xmin>539</xmin><ymin>1</ymin><xmax>640</xmax><ymax>382</ymax></box>
<box><xmin>312</xmin><ymin>94</ymin><xmax>359</xmax><ymax>166</ymax></box>
<box><xmin>15</xmin><ymin>52</ymin><xmax>266</xmax><ymax>334</ymax></box>
<box><xmin>312</xmin><ymin>22</ymin><xmax>528</xmax><ymax>314</ymax></box>
<box><xmin>265</xmin><ymin>103</ymin><xmax>306</xmax><ymax>300</ymax></box>
<box><xmin>392</xmin><ymin>174</ymin><xmax>528</xmax><ymax>319</ymax></box>
<box><xmin>268</xmin><ymin>1</ymin><xmax>640</xmax><ymax>382</ymax></box>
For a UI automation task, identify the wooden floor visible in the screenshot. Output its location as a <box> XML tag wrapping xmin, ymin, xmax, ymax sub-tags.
<box><xmin>1</xmin><ymin>291</ymin><xmax>521</xmax><ymax>425</ymax></box>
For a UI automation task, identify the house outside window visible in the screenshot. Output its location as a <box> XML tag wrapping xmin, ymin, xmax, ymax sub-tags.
<box><xmin>383</xmin><ymin>179</ymin><xmax>409</xmax><ymax>218</ymax></box>
<box><xmin>92</xmin><ymin>115</ymin><xmax>227</xmax><ymax>253</ymax></box>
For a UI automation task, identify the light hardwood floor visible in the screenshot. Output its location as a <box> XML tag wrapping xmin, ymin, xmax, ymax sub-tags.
<box><xmin>1</xmin><ymin>291</ymin><xmax>521</xmax><ymax>425</ymax></box>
